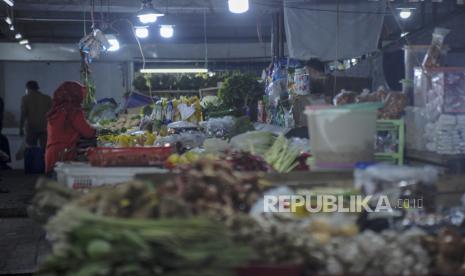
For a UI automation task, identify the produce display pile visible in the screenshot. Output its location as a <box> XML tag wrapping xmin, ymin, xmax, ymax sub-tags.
<box><xmin>97</xmin><ymin>115</ymin><xmax>142</xmax><ymax>133</ymax></box>
<box><xmin>32</xmin><ymin>158</ymin><xmax>465</xmax><ymax>276</ymax></box>
<box><xmin>60</xmin><ymin>67</ymin><xmax>464</xmax><ymax>275</ymax></box>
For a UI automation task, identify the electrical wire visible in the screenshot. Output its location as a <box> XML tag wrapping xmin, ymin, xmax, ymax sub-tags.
<box><xmin>385</xmin><ymin>0</ymin><xmax>423</xmax><ymax>68</ymax></box>
<box><xmin>83</xmin><ymin>7</ymin><xmax>87</xmax><ymax>36</ymax></box>
<box><xmin>333</xmin><ymin>0</ymin><xmax>339</xmax><ymax>97</ymax></box>
<box><xmin>203</xmin><ymin>9</ymin><xmax>208</xmax><ymax>69</ymax></box>
<box><xmin>100</xmin><ymin>0</ymin><xmax>104</xmax><ymax>26</ymax></box>
<box><xmin>109</xmin><ymin>18</ymin><xmax>148</xmax><ymax>101</ymax></box>
<box><xmin>256</xmin><ymin>16</ymin><xmax>263</xmax><ymax>44</ymax></box>
<box><xmin>90</xmin><ymin>0</ymin><xmax>95</xmax><ymax>29</ymax></box>
<box><xmin>109</xmin><ymin>21</ymin><xmax>145</xmax><ymax>69</ymax></box>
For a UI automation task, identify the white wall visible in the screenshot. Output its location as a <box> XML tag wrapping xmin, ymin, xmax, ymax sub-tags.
<box><xmin>0</xmin><ymin>61</ymin><xmax>129</xmax><ymax>127</ymax></box>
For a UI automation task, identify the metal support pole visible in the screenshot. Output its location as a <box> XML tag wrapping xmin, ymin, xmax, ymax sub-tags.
<box><xmin>271</xmin><ymin>12</ymin><xmax>279</xmax><ymax>60</ymax></box>
<box><xmin>432</xmin><ymin>2</ymin><xmax>438</xmax><ymax>24</ymax></box>
<box><xmin>278</xmin><ymin>8</ymin><xmax>285</xmax><ymax>58</ymax></box>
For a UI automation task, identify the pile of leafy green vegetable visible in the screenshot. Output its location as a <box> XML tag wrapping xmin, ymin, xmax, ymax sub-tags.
<box><xmin>218</xmin><ymin>73</ymin><xmax>264</xmax><ymax>121</ymax></box>
<box><xmin>264</xmin><ymin>134</ymin><xmax>300</xmax><ymax>173</ymax></box>
<box><xmin>133</xmin><ymin>72</ymin><xmax>231</xmax><ymax>92</ymax></box>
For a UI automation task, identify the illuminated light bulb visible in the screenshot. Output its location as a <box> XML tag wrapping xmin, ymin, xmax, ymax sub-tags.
<box><xmin>135</xmin><ymin>26</ymin><xmax>149</xmax><ymax>38</ymax></box>
<box><xmin>228</xmin><ymin>0</ymin><xmax>249</xmax><ymax>14</ymax></box>
<box><xmin>160</xmin><ymin>25</ymin><xmax>174</xmax><ymax>38</ymax></box>
<box><xmin>399</xmin><ymin>9</ymin><xmax>412</xmax><ymax>19</ymax></box>
<box><xmin>105</xmin><ymin>34</ymin><xmax>120</xmax><ymax>51</ymax></box>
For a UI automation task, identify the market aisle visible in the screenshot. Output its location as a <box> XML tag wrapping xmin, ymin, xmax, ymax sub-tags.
<box><xmin>0</xmin><ymin>170</ymin><xmax>50</xmax><ymax>275</ymax></box>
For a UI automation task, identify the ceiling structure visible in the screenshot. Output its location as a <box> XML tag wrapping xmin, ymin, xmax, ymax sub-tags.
<box><xmin>0</xmin><ymin>0</ymin><xmax>464</xmax><ymax>56</ymax></box>
<box><xmin>0</xmin><ymin>0</ymin><xmax>281</xmax><ymax>44</ymax></box>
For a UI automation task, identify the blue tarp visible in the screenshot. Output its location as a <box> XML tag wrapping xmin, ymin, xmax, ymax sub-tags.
<box><xmin>124</xmin><ymin>92</ymin><xmax>156</xmax><ymax>109</ymax></box>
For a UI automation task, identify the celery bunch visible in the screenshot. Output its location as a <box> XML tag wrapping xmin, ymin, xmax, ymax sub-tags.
<box><xmin>264</xmin><ymin>134</ymin><xmax>300</xmax><ymax>173</ymax></box>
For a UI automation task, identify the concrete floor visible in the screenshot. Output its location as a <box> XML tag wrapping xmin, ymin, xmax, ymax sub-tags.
<box><xmin>0</xmin><ymin>170</ymin><xmax>50</xmax><ymax>275</ymax></box>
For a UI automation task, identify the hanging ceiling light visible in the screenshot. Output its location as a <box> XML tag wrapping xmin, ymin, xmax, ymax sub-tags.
<box><xmin>9</xmin><ymin>25</ymin><xmax>14</xmax><ymax>31</ymax></box>
<box><xmin>4</xmin><ymin>17</ymin><xmax>12</xmax><ymax>25</ymax></box>
<box><xmin>25</xmin><ymin>44</ymin><xmax>31</xmax><ymax>50</ymax></box>
<box><xmin>137</xmin><ymin>0</ymin><xmax>164</xmax><ymax>24</ymax></box>
<box><xmin>399</xmin><ymin>8</ymin><xmax>413</xmax><ymax>19</ymax></box>
<box><xmin>2</xmin><ymin>0</ymin><xmax>14</xmax><ymax>7</ymax></box>
<box><xmin>19</xmin><ymin>39</ymin><xmax>28</xmax><ymax>45</ymax></box>
<box><xmin>105</xmin><ymin>34</ymin><xmax>120</xmax><ymax>51</ymax></box>
<box><xmin>160</xmin><ymin>25</ymin><xmax>174</xmax><ymax>38</ymax></box>
<box><xmin>135</xmin><ymin>26</ymin><xmax>149</xmax><ymax>39</ymax></box>
<box><xmin>228</xmin><ymin>0</ymin><xmax>249</xmax><ymax>14</ymax></box>
<box><xmin>15</xmin><ymin>33</ymin><xmax>22</xmax><ymax>39</ymax></box>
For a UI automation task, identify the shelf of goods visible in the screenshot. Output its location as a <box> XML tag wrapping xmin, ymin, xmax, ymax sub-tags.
<box><xmin>375</xmin><ymin>119</ymin><xmax>405</xmax><ymax>165</ymax></box>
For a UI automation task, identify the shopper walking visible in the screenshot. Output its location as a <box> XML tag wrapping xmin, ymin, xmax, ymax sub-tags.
<box><xmin>45</xmin><ymin>81</ymin><xmax>96</xmax><ymax>174</ymax></box>
<box><xmin>20</xmin><ymin>81</ymin><xmax>52</xmax><ymax>149</ymax></box>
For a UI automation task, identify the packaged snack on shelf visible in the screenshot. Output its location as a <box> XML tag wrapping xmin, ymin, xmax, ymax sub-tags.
<box><xmin>354</xmin><ymin>164</ymin><xmax>438</xmax><ymax>212</ymax></box>
<box><xmin>357</xmin><ymin>88</ymin><xmax>407</xmax><ymax>119</ymax></box>
<box><xmin>380</xmin><ymin>91</ymin><xmax>407</xmax><ymax>119</ymax></box>
<box><xmin>422</xmin><ymin>28</ymin><xmax>450</xmax><ymax>69</ymax></box>
<box><xmin>333</xmin><ymin>90</ymin><xmax>357</xmax><ymax>106</ymax></box>
<box><xmin>294</xmin><ymin>67</ymin><xmax>310</xmax><ymax>95</ymax></box>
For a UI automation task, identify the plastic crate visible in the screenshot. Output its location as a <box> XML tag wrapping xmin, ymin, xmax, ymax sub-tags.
<box><xmin>55</xmin><ymin>162</ymin><xmax>168</xmax><ymax>190</ymax></box>
<box><xmin>87</xmin><ymin>146</ymin><xmax>173</xmax><ymax>167</ymax></box>
<box><xmin>375</xmin><ymin>119</ymin><xmax>405</xmax><ymax>165</ymax></box>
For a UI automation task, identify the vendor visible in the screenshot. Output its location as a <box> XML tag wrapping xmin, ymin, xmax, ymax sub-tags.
<box><xmin>45</xmin><ymin>81</ymin><xmax>96</xmax><ymax>174</ymax></box>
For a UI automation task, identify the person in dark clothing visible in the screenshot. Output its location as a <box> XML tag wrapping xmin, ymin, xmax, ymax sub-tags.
<box><xmin>0</xmin><ymin>96</ymin><xmax>11</xmax><ymax>193</ymax></box>
<box><xmin>0</xmin><ymin>96</ymin><xmax>11</xmax><ymax>168</ymax></box>
<box><xmin>20</xmin><ymin>81</ymin><xmax>52</xmax><ymax>149</ymax></box>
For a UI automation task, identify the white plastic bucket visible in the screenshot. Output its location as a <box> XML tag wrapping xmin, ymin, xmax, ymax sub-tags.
<box><xmin>305</xmin><ymin>104</ymin><xmax>379</xmax><ymax>169</ymax></box>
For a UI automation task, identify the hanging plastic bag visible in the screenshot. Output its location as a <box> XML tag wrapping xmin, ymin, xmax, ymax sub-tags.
<box><xmin>422</xmin><ymin>27</ymin><xmax>450</xmax><ymax>69</ymax></box>
<box><xmin>15</xmin><ymin>139</ymin><xmax>26</xmax><ymax>161</ymax></box>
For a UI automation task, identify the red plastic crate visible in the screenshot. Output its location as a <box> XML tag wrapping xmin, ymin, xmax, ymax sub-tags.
<box><xmin>87</xmin><ymin>146</ymin><xmax>173</xmax><ymax>167</ymax></box>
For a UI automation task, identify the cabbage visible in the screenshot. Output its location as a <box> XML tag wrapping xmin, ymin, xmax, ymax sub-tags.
<box><xmin>229</xmin><ymin>131</ymin><xmax>275</xmax><ymax>156</ymax></box>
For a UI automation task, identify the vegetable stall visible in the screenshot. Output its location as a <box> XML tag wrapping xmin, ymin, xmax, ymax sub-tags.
<box><xmin>38</xmin><ymin>57</ymin><xmax>465</xmax><ymax>275</ymax></box>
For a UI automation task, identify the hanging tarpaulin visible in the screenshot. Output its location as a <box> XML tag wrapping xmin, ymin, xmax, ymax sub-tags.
<box><xmin>283</xmin><ymin>0</ymin><xmax>386</xmax><ymax>61</ymax></box>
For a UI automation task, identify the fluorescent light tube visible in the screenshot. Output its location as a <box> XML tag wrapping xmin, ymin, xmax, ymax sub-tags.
<box><xmin>3</xmin><ymin>0</ymin><xmax>14</xmax><ymax>7</ymax></box>
<box><xmin>140</xmin><ymin>68</ymin><xmax>209</xmax><ymax>74</ymax></box>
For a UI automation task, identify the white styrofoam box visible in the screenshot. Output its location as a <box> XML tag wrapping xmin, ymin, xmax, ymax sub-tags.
<box><xmin>55</xmin><ymin>162</ymin><xmax>168</xmax><ymax>190</ymax></box>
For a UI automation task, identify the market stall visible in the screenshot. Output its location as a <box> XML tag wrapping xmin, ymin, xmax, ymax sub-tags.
<box><xmin>3</xmin><ymin>0</ymin><xmax>465</xmax><ymax>275</ymax></box>
<box><xmin>36</xmin><ymin>39</ymin><xmax>465</xmax><ymax>275</ymax></box>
